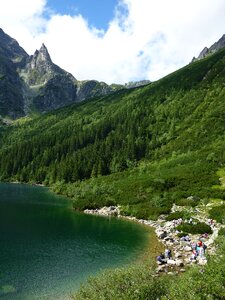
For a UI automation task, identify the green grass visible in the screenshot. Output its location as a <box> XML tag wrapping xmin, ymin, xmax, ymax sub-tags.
<box><xmin>73</xmin><ymin>263</ymin><xmax>170</xmax><ymax>300</ymax></box>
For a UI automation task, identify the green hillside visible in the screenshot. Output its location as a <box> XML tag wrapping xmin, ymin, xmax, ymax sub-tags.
<box><xmin>0</xmin><ymin>47</ymin><xmax>225</xmax><ymax>218</ymax></box>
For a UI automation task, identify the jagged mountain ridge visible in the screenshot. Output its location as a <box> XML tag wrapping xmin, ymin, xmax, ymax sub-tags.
<box><xmin>0</xmin><ymin>28</ymin><xmax>28</xmax><ymax>67</ymax></box>
<box><xmin>192</xmin><ymin>34</ymin><xmax>225</xmax><ymax>61</ymax></box>
<box><xmin>0</xmin><ymin>29</ymin><xmax>150</xmax><ymax>119</ymax></box>
<box><xmin>20</xmin><ymin>42</ymin><xmax>79</xmax><ymax>113</ymax></box>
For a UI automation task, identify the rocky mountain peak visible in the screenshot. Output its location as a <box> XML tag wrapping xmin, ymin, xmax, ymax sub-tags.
<box><xmin>30</xmin><ymin>43</ymin><xmax>52</xmax><ymax>70</ymax></box>
<box><xmin>39</xmin><ymin>43</ymin><xmax>52</xmax><ymax>61</ymax></box>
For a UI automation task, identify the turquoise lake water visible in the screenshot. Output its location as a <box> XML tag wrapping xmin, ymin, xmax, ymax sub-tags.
<box><xmin>0</xmin><ymin>183</ymin><xmax>150</xmax><ymax>299</ymax></box>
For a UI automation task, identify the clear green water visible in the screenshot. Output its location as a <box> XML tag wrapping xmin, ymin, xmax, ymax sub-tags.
<box><xmin>0</xmin><ymin>183</ymin><xmax>150</xmax><ymax>300</ymax></box>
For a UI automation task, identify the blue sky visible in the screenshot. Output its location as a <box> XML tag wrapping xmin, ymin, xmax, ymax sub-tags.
<box><xmin>1</xmin><ymin>0</ymin><xmax>225</xmax><ymax>84</ymax></box>
<box><xmin>47</xmin><ymin>0</ymin><xmax>118</xmax><ymax>30</ymax></box>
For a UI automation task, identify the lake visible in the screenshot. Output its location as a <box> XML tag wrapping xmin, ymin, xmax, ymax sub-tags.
<box><xmin>0</xmin><ymin>183</ymin><xmax>150</xmax><ymax>299</ymax></box>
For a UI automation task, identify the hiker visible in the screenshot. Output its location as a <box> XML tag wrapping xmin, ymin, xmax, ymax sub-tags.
<box><xmin>198</xmin><ymin>246</ymin><xmax>204</xmax><ymax>258</ymax></box>
<box><xmin>201</xmin><ymin>233</ymin><xmax>208</xmax><ymax>239</ymax></box>
<box><xmin>180</xmin><ymin>235</ymin><xmax>190</xmax><ymax>242</ymax></box>
<box><xmin>198</xmin><ymin>240</ymin><xmax>203</xmax><ymax>247</ymax></box>
<box><xmin>165</xmin><ymin>248</ymin><xmax>172</xmax><ymax>259</ymax></box>
<box><xmin>157</xmin><ymin>253</ymin><xmax>166</xmax><ymax>264</ymax></box>
<box><xmin>191</xmin><ymin>250</ymin><xmax>197</xmax><ymax>261</ymax></box>
<box><xmin>196</xmin><ymin>241</ymin><xmax>205</xmax><ymax>257</ymax></box>
<box><xmin>203</xmin><ymin>243</ymin><xmax>207</xmax><ymax>254</ymax></box>
<box><xmin>191</xmin><ymin>241</ymin><xmax>197</xmax><ymax>250</ymax></box>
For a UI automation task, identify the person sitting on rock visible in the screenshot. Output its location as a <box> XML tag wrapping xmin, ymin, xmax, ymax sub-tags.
<box><xmin>198</xmin><ymin>240</ymin><xmax>203</xmax><ymax>247</ymax></box>
<box><xmin>180</xmin><ymin>235</ymin><xmax>190</xmax><ymax>242</ymax></box>
<box><xmin>165</xmin><ymin>248</ymin><xmax>172</xmax><ymax>259</ymax></box>
<box><xmin>190</xmin><ymin>250</ymin><xmax>197</xmax><ymax>260</ymax></box>
<box><xmin>157</xmin><ymin>253</ymin><xmax>166</xmax><ymax>264</ymax></box>
<box><xmin>191</xmin><ymin>242</ymin><xmax>197</xmax><ymax>250</ymax></box>
<box><xmin>203</xmin><ymin>243</ymin><xmax>207</xmax><ymax>254</ymax></box>
<box><xmin>198</xmin><ymin>246</ymin><xmax>204</xmax><ymax>258</ymax></box>
<box><xmin>201</xmin><ymin>233</ymin><xmax>208</xmax><ymax>239</ymax></box>
<box><xmin>196</xmin><ymin>243</ymin><xmax>204</xmax><ymax>256</ymax></box>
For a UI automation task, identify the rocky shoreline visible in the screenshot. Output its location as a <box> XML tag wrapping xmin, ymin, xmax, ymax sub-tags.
<box><xmin>84</xmin><ymin>204</ymin><xmax>224</xmax><ymax>275</ymax></box>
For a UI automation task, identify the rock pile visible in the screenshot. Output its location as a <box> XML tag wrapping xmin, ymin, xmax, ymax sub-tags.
<box><xmin>84</xmin><ymin>206</ymin><xmax>120</xmax><ymax>217</ymax></box>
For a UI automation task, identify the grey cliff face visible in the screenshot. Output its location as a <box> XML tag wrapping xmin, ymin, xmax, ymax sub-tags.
<box><xmin>0</xmin><ymin>29</ymin><xmax>28</xmax><ymax>118</ymax></box>
<box><xmin>33</xmin><ymin>74</ymin><xmax>77</xmax><ymax>112</ymax></box>
<box><xmin>30</xmin><ymin>44</ymin><xmax>53</xmax><ymax>74</ymax></box>
<box><xmin>124</xmin><ymin>80</ymin><xmax>151</xmax><ymax>89</ymax></box>
<box><xmin>193</xmin><ymin>34</ymin><xmax>225</xmax><ymax>62</ymax></box>
<box><xmin>208</xmin><ymin>34</ymin><xmax>225</xmax><ymax>53</ymax></box>
<box><xmin>77</xmin><ymin>80</ymin><xmax>113</xmax><ymax>101</ymax></box>
<box><xmin>0</xmin><ymin>28</ymin><xmax>29</xmax><ymax>67</ymax></box>
<box><xmin>197</xmin><ymin>47</ymin><xmax>209</xmax><ymax>60</ymax></box>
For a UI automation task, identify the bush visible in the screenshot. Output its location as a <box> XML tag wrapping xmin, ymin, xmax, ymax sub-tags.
<box><xmin>165</xmin><ymin>211</ymin><xmax>184</xmax><ymax>221</ymax></box>
<box><xmin>175</xmin><ymin>198</ymin><xmax>198</xmax><ymax>207</ymax></box>
<box><xmin>177</xmin><ymin>222</ymin><xmax>213</xmax><ymax>234</ymax></box>
<box><xmin>209</xmin><ymin>204</ymin><xmax>225</xmax><ymax>224</ymax></box>
<box><xmin>177</xmin><ymin>232</ymin><xmax>189</xmax><ymax>238</ymax></box>
<box><xmin>120</xmin><ymin>203</ymin><xmax>171</xmax><ymax>221</ymax></box>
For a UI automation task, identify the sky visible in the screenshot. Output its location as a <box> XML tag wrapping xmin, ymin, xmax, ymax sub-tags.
<box><xmin>0</xmin><ymin>0</ymin><xmax>225</xmax><ymax>84</ymax></box>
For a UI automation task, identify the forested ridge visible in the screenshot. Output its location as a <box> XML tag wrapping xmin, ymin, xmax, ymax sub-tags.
<box><xmin>0</xmin><ymin>47</ymin><xmax>225</xmax><ymax>218</ymax></box>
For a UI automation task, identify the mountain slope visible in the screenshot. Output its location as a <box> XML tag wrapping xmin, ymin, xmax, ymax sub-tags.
<box><xmin>0</xmin><ymin>29</ymin><xmax>29</xmax><ymax>118</ymax></box>
<box><xmin>0</xmin><ymin>46</ymin><xmax>225</xmax><ymax>217</ymax></box>
<box><xmin>0</xmin><ymin>28</ymin><xmax>28</xmax><ymax>67</ymax></box>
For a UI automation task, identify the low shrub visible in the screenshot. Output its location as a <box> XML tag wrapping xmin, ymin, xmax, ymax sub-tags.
<box><xmin>177</xmin><ymin>222</ymin><xmax>213</xmax><ymax>234</ymax></box>
<box><xmin>120</xmin><ymin>203</ymin><xmax>171</xmax><ymax>221</ymax></box>
<box><xmin>209</xmin><ymin>204</ymin><xmax>225</xmax><ymax>224</ymax></box>
<box><xmin>175</xmin><ymin>198</ymin><xmax>198</xmax><ymax>207</ymax></box>
<box><xmin>177</xmin><ymin>232</ymin><xmax>189</xmax><ymax>238</ymax></box>
<box><xmin>165</xmin><ymin>211</ymin><xmax>184</xmax><ymax>221</ymax></box>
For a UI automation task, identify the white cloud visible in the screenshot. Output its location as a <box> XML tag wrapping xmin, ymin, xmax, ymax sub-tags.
<box><xmin>0</xmin><ymin>0</ymin><xmax>225</xmax><ymax>84</ymax></box>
